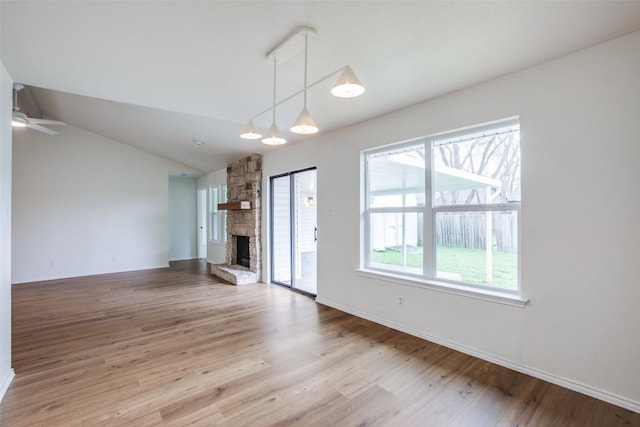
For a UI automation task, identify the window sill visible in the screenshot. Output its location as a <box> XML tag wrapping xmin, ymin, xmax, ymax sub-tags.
<box><xmin>355</xmin><ymin>268</ymin><xmax>528</xmax><ymax>307</ymax></box>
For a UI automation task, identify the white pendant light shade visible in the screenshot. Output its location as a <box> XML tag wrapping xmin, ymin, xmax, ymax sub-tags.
<box><xmin>240</xmin><ymin>119</ymin><xmax>262</xmax><ymax>139</ymax></box>
<box><xmin>290</xmin><ymin>108</ymin><xmax>319</xmax><ymax>135</ymax></box>
<box><xmin>331</xmin><ymin>65</ymin><xmax>365</xmax><ymax>98</ymax></box>
<box><xmin>261</xmin><ymin>123</ymin><xmax>287</xmax><ymax>145</ymax></box>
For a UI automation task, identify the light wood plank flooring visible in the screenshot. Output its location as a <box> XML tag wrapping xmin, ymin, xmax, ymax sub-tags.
<box><xmin>1</xmin><ymin>260</ymin><xmax>638</xmax><ymax>426</ymax></box>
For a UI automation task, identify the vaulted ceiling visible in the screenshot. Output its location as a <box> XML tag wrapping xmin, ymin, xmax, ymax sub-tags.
<box><xmin>3</xmin><ymin>1</ymin><xmax>640</xmax><ymax>173</ymax></box>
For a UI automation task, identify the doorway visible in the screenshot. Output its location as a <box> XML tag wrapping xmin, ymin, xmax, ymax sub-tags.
<box><xmin>197</xmin><ymin>188</ymin><xmax>207</xmax><ymax>259</ymax></box>
<box><xmin>271</xmin><ymin>168</ymin><xmax>317</xmax><ymax>296</ymax></box>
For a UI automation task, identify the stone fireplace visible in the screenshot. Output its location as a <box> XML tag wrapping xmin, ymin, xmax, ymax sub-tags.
<box><xmin>210</xmin><ymin>154</ymin><xmax>261</xmax><ymax>285</ymax></box>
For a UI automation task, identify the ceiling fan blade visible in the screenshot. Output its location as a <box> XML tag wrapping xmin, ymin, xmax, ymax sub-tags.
<box><xmin>27</xmin><ymin>123</ymin><xmax>57</xmax><ymax>135</ymax></box>
<box><xmin>27</xmin><ymin>118</ymin><xmax>65</xmax><ymax>126</ymax></box>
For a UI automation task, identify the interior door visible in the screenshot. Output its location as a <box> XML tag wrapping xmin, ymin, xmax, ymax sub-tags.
<box><xmin>271</xmin><ymin>168</ymin><xmax>317</xmax><ymax>296</ymax></box>
<box><xmin>197</xmin><ymin>188</ymin><xmax>207</xmax><ymax>259</ymax></box>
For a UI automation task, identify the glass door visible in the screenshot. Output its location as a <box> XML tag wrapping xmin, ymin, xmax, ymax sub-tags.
<box><xmin>271</xmin><ymin>175</ymin><xmax>292</xmax><ymax>286</ymax></box>
<box><xmin>270</xmin><ymin>168</ymin><xmax>317</xmax><ymax>296</ymax></box>
<box><xmin>292</xmin><ymin>170</ymin><xmax>317</xmax><ymax>295</ymax></box>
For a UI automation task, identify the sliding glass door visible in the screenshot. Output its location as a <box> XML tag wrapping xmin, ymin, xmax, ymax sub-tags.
<box><xmin>270</xmin><ymin>168</ymin><xmax>317</xmax><ymax>296</ymax></box>
<box><xmin>271</xmin><ymin>175</ymin><xmax>292</xmax><ymax>285</ymax></box>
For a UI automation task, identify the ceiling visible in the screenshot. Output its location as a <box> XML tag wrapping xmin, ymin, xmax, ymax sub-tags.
<box><xmin>3</xmin><ymin>1</ymin><xmax>640</xmax><ymax>174</ymax></box>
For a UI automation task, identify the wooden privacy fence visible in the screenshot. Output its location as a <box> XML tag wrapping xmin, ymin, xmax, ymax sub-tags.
<box><xmin>435</xmin><ymin>212</ymin><xmax>517</xmax><ymax>253</ymax></box>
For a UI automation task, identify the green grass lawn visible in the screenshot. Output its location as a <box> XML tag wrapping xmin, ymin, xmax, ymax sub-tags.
<box><xmin>370</xmin><ymin>246</ymin><xmax>517</xmax><ymax>290</ymax></box>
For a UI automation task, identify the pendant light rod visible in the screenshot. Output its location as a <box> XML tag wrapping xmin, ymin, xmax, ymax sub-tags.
<box><xmin>247</xmin><ymin>65</ymin><xmax>353</xmax><ymax>122</ymax></box>
<box><xmin>261</xmin><ymin>55</ymin><xmax>286</xmax><ymax>145</ymax></box>
<box><xmin>266</xmin><ymin>25</ymin><xmax>317</xmax><ymax>59</ymax></box>
<box><xmin>303</xmin><ymin>33</ymin><xmax>309</xmax><ymax>107</ymax></box>
<box><xmin>291</xmin><ymin>31</ymin><xmax>318</xmax><ymax>135</ymax></box>
<box><xmin>271</xmin><ymin>56</ymin><xmax>277</xmax><ymax>124</ymax></box>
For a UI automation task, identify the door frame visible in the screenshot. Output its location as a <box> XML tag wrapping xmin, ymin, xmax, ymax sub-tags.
<box><xmin>270</xmin><ymin>167</ymin><xmax>317</xmax><ymax>297</ymax></box>
<box><xmin>196</xmin><ymin>188</ymin><xmax>208</xmax><ymax>259</ymax></box>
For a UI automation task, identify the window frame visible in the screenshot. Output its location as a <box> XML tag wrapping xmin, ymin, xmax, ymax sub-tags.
<box><xmin>209</xmin><ymin>184</ymin><xmax>227</xmax><ymax>244</ymax></box>
<box><xmin>362</xmin><ymin>118</ymin><xmax>525</xmax><ymax>305</ymax></box>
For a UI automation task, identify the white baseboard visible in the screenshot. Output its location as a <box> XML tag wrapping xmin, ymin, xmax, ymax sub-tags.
<box><xmin>12</xmin><ymin>264</ymin><xmax>171</xmax><ymax>285</ymax></box>
<box><xmin>0</xmin><ymin>369</ymin><xmax>15</xmax><ymax>402</ymax></box>
<box><xmin>315</xmin><ymin>297</ymin><xmax>640</xmax><ymax>414</ymax></box>
<box><xmin>169</xmin><ymin>257</ymin><xmax>198</xmax><ymax>262</ymax></box>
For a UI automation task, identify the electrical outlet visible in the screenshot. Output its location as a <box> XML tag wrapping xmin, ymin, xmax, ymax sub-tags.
<box><xmin>397</xmin><ymin>296</ymin><xmax>404</xmax><ymax>307</ymax></box>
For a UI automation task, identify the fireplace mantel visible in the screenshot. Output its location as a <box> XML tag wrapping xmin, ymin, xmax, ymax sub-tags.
<box><xmin>218</xmin><ymin>201</ymin><xmax>251</xmax><ymax>210</ymax></box>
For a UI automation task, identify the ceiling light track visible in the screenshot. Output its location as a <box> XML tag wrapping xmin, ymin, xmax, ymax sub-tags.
<box><xmin>240</xmin><ymin>25</ymin><xmax>365</xmax><ymax>144</ymax></box>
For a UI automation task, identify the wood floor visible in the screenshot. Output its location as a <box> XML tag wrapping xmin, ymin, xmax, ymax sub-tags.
<box><xmin>1</xmin><ymin>260</ymin><xmax>637</xmax><ymax>426</ymax></box>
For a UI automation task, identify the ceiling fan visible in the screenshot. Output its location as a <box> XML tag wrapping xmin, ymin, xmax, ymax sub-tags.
<box><xmin>12</xmin><ymin>83</ymin><xmax>65</xmax><ymax>135</ymax></box>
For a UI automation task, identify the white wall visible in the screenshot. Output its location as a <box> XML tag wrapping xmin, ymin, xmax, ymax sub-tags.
<box><xmin>12</xmin><ymin>124</ymin><xmax>199</xmax><ymax>284</ymax></box>
<box><xmin>0</xmin><ymin>61</ymin><xmax>15</xmax><ymax>401</ymax></box>
<box><xmin>168</xmin><ymin>176</ymin><xmax>197</xmax><ymax>261</ymax></box>
<box><xmin>198</xmin><ymin>168</ymin><xmax>226</xmax><ymax>263</ymax></box>
<box><xmin>262</xmin><ymin>31</ymin><xmax>640</xmax><ymax>411</ymax></box>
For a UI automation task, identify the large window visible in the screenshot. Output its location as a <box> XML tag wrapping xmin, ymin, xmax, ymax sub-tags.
<box><xmin>364</xmin><ymin>119</ymin><xmax>521</xmax><ymax>294</ymax></box>
<box><xmin>209</xmin><ymin>184</ymin><xmax>227</xmax><ymax>243</ymax></box>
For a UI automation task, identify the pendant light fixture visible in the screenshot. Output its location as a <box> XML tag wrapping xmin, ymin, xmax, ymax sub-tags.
<box><xmin>240</xmin><ymin>25</ymin><xmax>365</xmax><ymax>142</ymax></box>
<box><xmin>331</xmin><ymin>65</ymin><xmax>365</xmax><ymax>98</ymax></box>
<box><xmin>261</xmin><ymin>57</ymin><xmax>287</xmax><ymax>145</ymax></box>
<box><xmin>290</xmin><ymin>33</ymin><xmax>318</xmax><ymax>135</ymax></box>
<box><xmin>239</xmin><ymin>119</ymin><xmax>262</xmax><ymax>140</ymax></box>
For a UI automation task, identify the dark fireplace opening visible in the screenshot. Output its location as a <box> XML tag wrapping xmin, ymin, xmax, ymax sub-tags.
<box><xmin>236</xmin><ymin>235</ymin><xmax>250</xmax><ymax>268</ymax></box>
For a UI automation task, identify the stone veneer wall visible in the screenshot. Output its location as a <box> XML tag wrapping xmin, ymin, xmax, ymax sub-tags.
<box><xmin>225</xmin><ymin>154</ymin><xmax>261</xmax><ymax>278</ymax></box>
